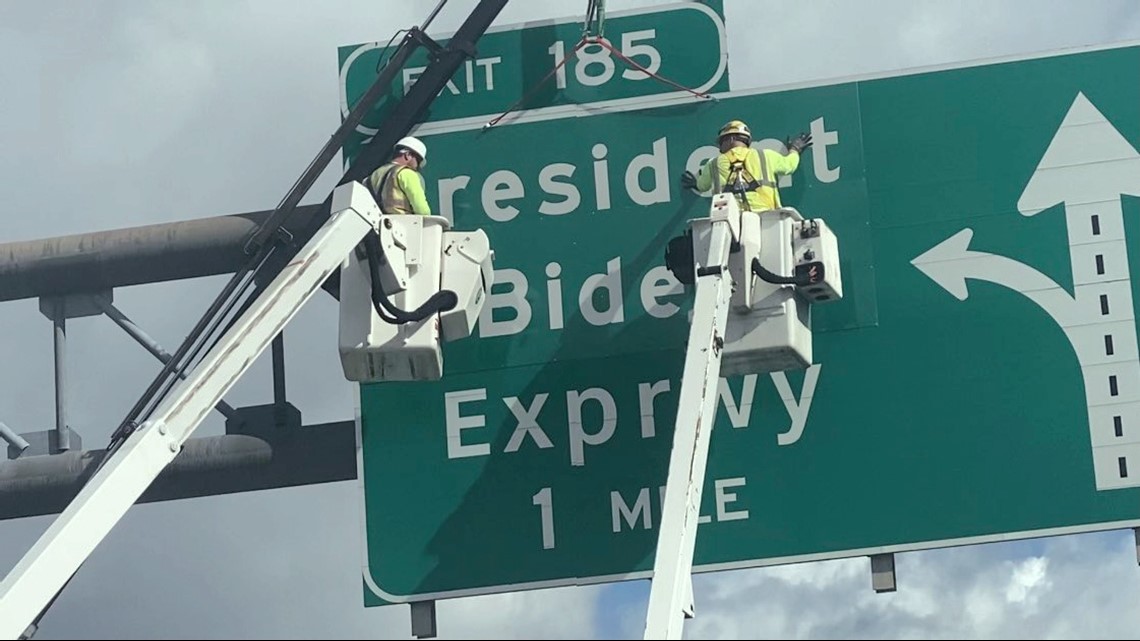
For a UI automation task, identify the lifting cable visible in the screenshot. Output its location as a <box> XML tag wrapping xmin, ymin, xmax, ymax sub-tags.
<box><xmin>583</xmin><ymin>0</ymin><xmax>605</xmax><ymax>39</ymax></box>
<box><xmin>484</xmin><ymin>0</ymin><xmax>713</xmax><ymax>130</ymax></box>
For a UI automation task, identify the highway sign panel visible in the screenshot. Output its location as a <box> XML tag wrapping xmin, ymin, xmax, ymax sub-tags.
<box><xmin>356</xmin><ymin>41</ymin><xmax>1140</xmax><ymax>604</ymax></box>
<box><xmin>337</xmin><ymin>1</ymin><xmax>729</xmax><ymax>166</ymax></box>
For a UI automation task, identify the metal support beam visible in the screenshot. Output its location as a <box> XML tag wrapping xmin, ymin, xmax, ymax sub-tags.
<box><xmin>870</xmin><ymin>553</ymin><xmax>897</xmax><ymax>593</ymax></box>
<box><xmin>0</xmin><ymin>423</ymin><xmax>29</xmax><ymax>458</ymax></box>
<box><xmin>0</xmin><ymin>405</ymin><xmax>355</xmax><ymax>521</ymax></box>
<box><xmin>1133</xmin><ymin>528</ymin><xmax>1140</xmax><ymax>565</ymax></box>
<box><xmin>272</xmin><ymin>333</ymin><xmax>287</xmax><ymax>416</ymax></box>
<box><xmin>51</xmin><ymin>300</ymin><xmax>71</xmax><ymax>452</ymax></box>
<box><xmin>97</xmin><ymin>299</ymin><xmax>236</xmax><ymax>421</ymax></box>
<box><xmin>37</xmin><ymin>292</ymin><xmax>122</xmax><ymax>453</ymax></box>
<box><xmin>410</xmin><ymin>600</ymin><xmax>438</xmax><ymax>639</ymax></box>
<box><xmin>6</xmin><ymin>429</ymin><xmax>81</xmax><ymax>461</ymax></box>
<box><xmin>0</xmin><ymin>206</ymin><xmax>325</xmax><ymax>303</ymax></box>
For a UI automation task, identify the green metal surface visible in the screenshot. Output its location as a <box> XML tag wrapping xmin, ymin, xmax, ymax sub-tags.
<box><xmin>337</xmin><ymin>2</ymin><xmax>729</xmax><ymax>166</ymax></box>
<box><xmin>358</xmin><ymin>41</ymin><xmax>1140</xmax><ymax>603</ymax></box>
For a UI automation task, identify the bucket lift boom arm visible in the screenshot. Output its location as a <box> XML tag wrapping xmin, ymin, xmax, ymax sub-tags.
<box><xmin>645</xmin><ymin>192</ymin><xmax>843</xmax><ymax>639</ymax></box>
<box><xmin>644</xmin><ymin>194</ymin><xmax>740</xmax><ymax>639</ymax></box>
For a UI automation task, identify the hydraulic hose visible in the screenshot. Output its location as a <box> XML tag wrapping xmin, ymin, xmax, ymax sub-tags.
<box><xmin>363</xmin><ymin>231</ymin><xmax>458</xmax><ymax>324</ymax></box>
<box><xmin>752</xmin><ymin>257</ymin><xmax>814</xmax><ymax>287</ymax></box>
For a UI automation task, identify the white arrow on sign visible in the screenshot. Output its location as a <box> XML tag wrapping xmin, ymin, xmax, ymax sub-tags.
<box><xmin>1018</xmin><ymin>92</ymin><xmax>1140</xmax><ymax>218</ymax></box>
<box><xmin>910</xmin><ymin>228</ymin><xmax>1078</xmax><ymax>322</ymax></box>
<box><xmin>913</xmin><ymin>91</ymin><xmax>1140</xmax><ymax>491</ymax></box>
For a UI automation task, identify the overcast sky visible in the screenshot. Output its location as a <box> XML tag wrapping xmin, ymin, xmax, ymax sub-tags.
<box><xmin>3</xmin><ymin>1</ymin><xmax>1140</xmax><ymax>639</ymax></box>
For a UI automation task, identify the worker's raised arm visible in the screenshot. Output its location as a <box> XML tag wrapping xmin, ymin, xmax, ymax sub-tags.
<box><xmin>764</xmin><ymin>147</ymin><xmax>801</xmax><ymax>177</ymax></box>
<box><xmin>396</xmin><ymin>168</ymin><xmax>433</xmax><ymax>216</ymax></box>
<box><xmin>770</xmin><ymin>131</ymin><xmax>813</xmax><ymax>176</ymax></box>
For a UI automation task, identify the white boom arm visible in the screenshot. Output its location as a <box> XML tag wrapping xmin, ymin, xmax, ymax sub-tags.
<box><xmin>0</xmin><ymin>182</ymin><xmax>492</xmax><ymax>639</ymax></box>
<box><xmin>644</xmin><ymin>194</ymin><xmax>739</xmax><ymax>640</ymax></box>
<box><xmin>644</xmin><ymin>193</ymin><xmax>843</xmax><ymax>640</ymax></box>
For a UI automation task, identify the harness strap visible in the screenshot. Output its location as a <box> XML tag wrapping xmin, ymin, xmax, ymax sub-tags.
<box><xmin>370</xmin><ymin>164</ymin><xmax>404</xmax><ymax>215</ymax></box>
<box><xmin>724</xmin><ymin>156</ymin><xmax>775</xmax><ymax>192</ymax></box>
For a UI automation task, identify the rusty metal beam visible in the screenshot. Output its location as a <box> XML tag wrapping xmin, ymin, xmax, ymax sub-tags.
<box><xmin>0</xmin><ymin>405</ymin><xmax>356</xmax><ymax>521</ymax></box>
<box><xmin>0</xmin><ymin>204</ymin><xmax>332</xmax><ymax>303</ymax></box>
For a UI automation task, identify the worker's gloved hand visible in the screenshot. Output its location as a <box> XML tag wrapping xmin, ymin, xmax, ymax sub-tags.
<box><xmin>786</xmin><ymin>132</ymin><xmax>813</xmax><ymax>154</ymax></box>
<box><xmin>680</xmin><ymin>170</ymin><xmax>697</xmax><ymax>190</ymax></box>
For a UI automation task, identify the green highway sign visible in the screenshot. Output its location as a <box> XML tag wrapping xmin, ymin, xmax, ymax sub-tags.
<box><xmin>356</xmin><ymin>40</ymin><xmax>1140</xmax><ymax>604</ymax></box>
<box><xmin>337</xmin><ymin>1</ymin><xmax>728</xmax><ymax>166</ymax></box>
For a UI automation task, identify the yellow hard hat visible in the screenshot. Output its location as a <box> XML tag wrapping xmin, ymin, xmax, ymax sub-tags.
<box><xmin>717</xmin><ymin>120</ymin><xmax>752</xmax><ymax>144</ymax></box>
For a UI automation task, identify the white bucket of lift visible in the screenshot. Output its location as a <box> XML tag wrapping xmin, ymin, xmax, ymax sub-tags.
<box><xmin>439</xmin><ymin>229</ymin><xmax>493</xmax><ymax>342</ymax></box>
<box><xmin>339</xmin><ymin>215</ymin><xmax>451</xmax><ymax>382</ymax></box>
<box><xmin>721</xmin><ymin>208</ymin><xmax>813</xmax><ymax>376</ymax></box>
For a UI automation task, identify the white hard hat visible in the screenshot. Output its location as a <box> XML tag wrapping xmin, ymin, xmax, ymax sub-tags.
<box><xmin>395</xmin><ymin>136</ymin><xmax>427</xmax><ymax>166</ymax></box>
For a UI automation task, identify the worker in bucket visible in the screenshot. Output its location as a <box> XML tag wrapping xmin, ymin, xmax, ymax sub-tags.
<box><xmin>680</xmin><ymin>120</ymin><xmax>812</xmax><ymax>212</ymax></box>
<box><xmin>366</xmin><ymin>136</ymin><xmax>432</xmax><ymax>216</ymax></box>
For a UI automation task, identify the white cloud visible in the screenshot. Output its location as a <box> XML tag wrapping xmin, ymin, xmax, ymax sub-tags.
<box><xmin>673</xmin><ymin>531</ymin><xmax>1140</xmax><ymax>639</ymax></box>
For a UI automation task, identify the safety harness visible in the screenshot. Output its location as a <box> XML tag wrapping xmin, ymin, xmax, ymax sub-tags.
<box><xmin>713</xmin><ymin>150</ymin><xmax>776</xmax><ymax>212</ymax></box>
<box><xmin>368</xmin><ymin>162</ymin><xmax>408</xmax><ymax>215</ymax></box>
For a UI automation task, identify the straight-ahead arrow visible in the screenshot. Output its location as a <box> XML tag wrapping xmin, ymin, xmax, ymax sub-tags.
<box><xmin>1018</xmin><ymin>91</ymin><xmax>1140</xmax><ymax>218</ymax></box>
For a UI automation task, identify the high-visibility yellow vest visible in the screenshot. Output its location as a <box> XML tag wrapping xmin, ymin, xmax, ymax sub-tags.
<box><xmin>367</xmin><ymin>162</ymin><xmax>412</xmax><ymax>215</ymax></box>
<box><xmin>701</xmin><ymin>146</ymin><xmax>801</xmax><ymax>212</ymax></box>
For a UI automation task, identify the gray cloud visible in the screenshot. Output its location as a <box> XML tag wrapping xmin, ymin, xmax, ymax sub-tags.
<box><xmin>726</xmin><ymin>0</ymin><xmax>1140</xmax><ymax>89</ymax></box>
<box><xmin>2</xmin><ymin>1</ymin><xmax>1140</xmax><ymax>639</ymax></box>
